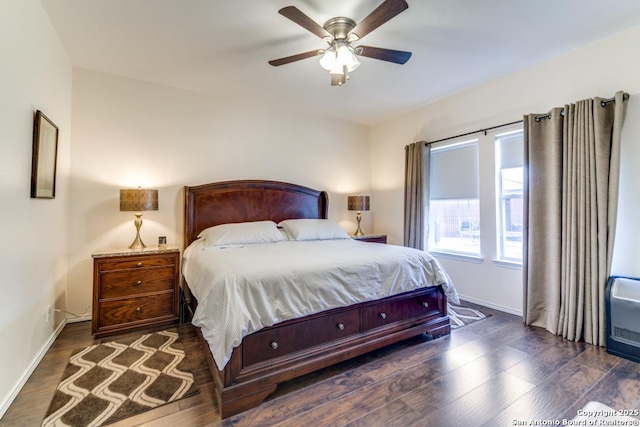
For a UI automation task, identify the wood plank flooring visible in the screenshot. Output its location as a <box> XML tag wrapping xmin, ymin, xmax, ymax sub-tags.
<box><xmin>2</xmin><ymin>305</ymin><xmax>639</xmax><ymax>427</ymax></box>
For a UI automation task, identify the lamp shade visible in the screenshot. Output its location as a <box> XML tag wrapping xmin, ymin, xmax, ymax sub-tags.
<box><xmin>348</xmin><ymin>195</ymin><xmax>370</xmax><ymax>212</ymax></box>
<box><xmin>120</xmin><ymin>188</ymin><xmax>159</xmax><ymax>212</ymax></box>
<box><xmin>319</xmin><ymin>50</ymin><xmax>337</xmax><ymax>71</ymax></box>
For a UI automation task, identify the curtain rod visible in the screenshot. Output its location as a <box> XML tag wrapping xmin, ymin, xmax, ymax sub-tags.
<box><xmin>534</xmin><ymin>92</ymin><xmax>630</xmax><ymax>122</ymax></box>
<box><xmin>426</xmin><ymin>93</ymin><xmax>632</xmax><ymax>140</ymax></box>
<box><xmin>602</xmin><ymin>92</ymin><xmax>630</xmax><ymax>106</ymax></box>
<box><xmin>425</xmin><ymin>119</ymin><xmax>523</xmax><ymax>145</ymax></box>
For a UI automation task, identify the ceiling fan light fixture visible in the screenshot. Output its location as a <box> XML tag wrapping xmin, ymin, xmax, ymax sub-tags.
<box><xmin>336</xmin><ymin>44</ymin><xmax>351</xmax><ymax>62</ymax></box>
<box><xmin>319</xmin><ymin>49</ymin><xmax>337</xmax><ymax>71</ymax></box>
<box><xmin>337</xmin><ymin>44</ymin><xmax>360</xmax><ymax>72</ymax></box>
<box><xmin>320</xmin><ymin>43</ymin><xmax>360</xmax><ymax>73</ymax></box>
<box><xmin>329</xmin><ymin>63</ymin><xmax>345</xmax><ymax>76</ymax></box>
<box><xmin>347</xmin><ymin>53</ymin><xmax>361</xmax><ymax>72</ymax></box>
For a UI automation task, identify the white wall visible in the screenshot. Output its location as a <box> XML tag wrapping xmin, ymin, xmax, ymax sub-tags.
<box><xmin>67</xmin><ymin>69</ymin><xmax>372</xmax><ymax>315</ymax></box>
<box><xmin>371</xmin><ymin>25</ymin><xmax>640</xmax><ymax>314</ymax></box>
<box><xmin>0</xmin><ymin>0</ymin><xmax>72</xmax><ymax>416</ymax></box>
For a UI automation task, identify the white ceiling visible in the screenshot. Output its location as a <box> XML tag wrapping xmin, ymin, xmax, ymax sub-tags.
<box><xmin>41</xmin><ymin>0</ymin><xmax>640</xmax><ymax>125</ymax></box>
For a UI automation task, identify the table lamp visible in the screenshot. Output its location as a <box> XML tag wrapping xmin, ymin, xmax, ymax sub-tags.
<box><xmin>120</xmin><ymin>187</ymin><xmax>158</xmax><ymax>249</ymax></box>
<box><xmin>347</xmin><ymin>195</ymin><xmax>370</xmax><ymax>237</ymax></box>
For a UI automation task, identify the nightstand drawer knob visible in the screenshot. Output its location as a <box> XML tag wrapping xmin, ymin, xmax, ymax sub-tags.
<box><xmin>136</xmin><ymin>262</ymin><xmax>143</xmax><ymax>267</ymax></box>
<box><xmin>422</xmin><ymin>302</ymin><xmax>429</xmax><ymax>308</ymax></box>
<box><xmin>135</xmin><ymin>280</ymin><xmax>142</xmax><ymax>286</ymax></box>
<box><xmin>270</xmin><ymin>341</ymin><xmax>279</xmax><ymax>350</ymax></box>
<box><xmin>136</xmin><ymin>307</ymin><xmax>141</xmax><ymax>313</ymax></box>
<box><xmin>379</xmin><ymin>312</ymin><xmax>387</xmax><ymax>320</ymax></box>
<box><xmin>337</xmin><ymin>323</ymin><xmax>345</xmax><ymax>331</ymax></box>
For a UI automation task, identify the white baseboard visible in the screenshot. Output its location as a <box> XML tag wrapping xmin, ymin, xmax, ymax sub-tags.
<box><xmin>0</xmin><ymin>319</ymin><xmax>67</xmax><ymax>419</ymax></box>
<box><xmin>459</xmin><ymin>295</ymin><xmax>523</xmax><ymax>317</ymax></box>
<box><xmin>66</xmin><ymin>315</ymin><xmax>91</xmax><ymax>324</ymax></box>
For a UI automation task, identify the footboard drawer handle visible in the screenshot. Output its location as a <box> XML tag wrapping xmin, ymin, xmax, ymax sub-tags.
<box><xmin>135</xmin><ymin>280</ymin><xmax>142</xmax><ymax>286</ymax></box>
<box><xmin>422</xmin><ymin>302</ymin><xmax>429</xmax><ymax>308</ymax></box>
<box><xmin>136</xmin><ymin>307</ymin><xmax>141</xmax><ymax>313</ymax></box>
<box><xmin>337</xmin><ymin>323</ymin><xmax>345</xmax><ymax>331</ymax></box>
<box><xmin>379</xmin><ymin>312</ymin><xmax>387</xmax><ymax>320</ymax></box>
<box><xmin>136</xmin><ymin>262</ymin><xmax>143</xmax><ymax>267</ymax></box>
<box><xmin>270</xmin><ymin>341</ymin><xmax>279</xmax><ymax>350</ymax></box>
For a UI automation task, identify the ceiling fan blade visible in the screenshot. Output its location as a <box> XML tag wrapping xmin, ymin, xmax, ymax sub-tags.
<box><xmin>268</xmin><ymin>50</ymin><xmax>320</xmax><ymax>66</ymax></box>
<box><xmin>349</xmin><ymin>0</ymin><xmax>408</xmax><ymax>40</ymax></box>
<box><xmin>278</xmin><ymin>6</ymin><xmax>331</xmax><ymax>39</ymax></box>
<box><xmin>356</xmin><ymin>45</ymin><xmax>412</xmax><ymax>64</ymax></box>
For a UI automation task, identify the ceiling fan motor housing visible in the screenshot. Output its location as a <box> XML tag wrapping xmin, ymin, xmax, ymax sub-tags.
<box><xmin>323</xmin><ymin>17</ymin><xmax>357</xmax><ymax>40</ymax></box>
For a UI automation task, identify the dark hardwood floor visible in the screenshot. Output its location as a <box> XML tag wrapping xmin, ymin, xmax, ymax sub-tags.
<box><xmin>2</xmin><ymin>305</ymin><xmax>639</xmax><ymax>427</ymax></box>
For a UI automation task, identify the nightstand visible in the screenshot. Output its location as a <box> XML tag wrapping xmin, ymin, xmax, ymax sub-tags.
<box><xmin>352</xmin><ymin>234</ymin><xmax>387</xmax><ymax>244</ymax></box>
<box><xmin>91</xmin><ymin>246</ymin><xmax>180</xmax><ymax>337</ymax></box>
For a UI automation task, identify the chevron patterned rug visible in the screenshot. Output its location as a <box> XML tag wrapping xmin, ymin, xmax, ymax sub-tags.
<box><xmin>448</xmin><ymin>303</ymin><xmax>490</xmax><ymax>329</ymax></box>
<box><xmin>41</xmin><ymin>329</ymin><xmax>198</xmax><ymax>427</ymax></box>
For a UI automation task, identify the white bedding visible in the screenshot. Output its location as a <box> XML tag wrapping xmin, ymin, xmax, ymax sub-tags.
<box><xmin>183</xmin><ymin>238</ymin><xmax>459</xmax><ymax>370</ymax></box>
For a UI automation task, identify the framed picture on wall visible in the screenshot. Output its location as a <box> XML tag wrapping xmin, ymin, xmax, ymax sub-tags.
<box><xmin>30</xmin><ymin>110</ymin><xmax>59</xmax><ymax>199</ymax></box>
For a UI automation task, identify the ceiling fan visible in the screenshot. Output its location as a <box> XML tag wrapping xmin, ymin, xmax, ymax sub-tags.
<box><xmin>268</xmin><ymin>0</ymin><xmax>412</xmax><ymax>86</ymax></box>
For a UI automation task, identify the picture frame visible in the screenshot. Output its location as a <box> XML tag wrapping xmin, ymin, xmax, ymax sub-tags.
<box><xmin>30</xmin><ymin>110</ymin><xmax>59</xmax><ymax>199</ymax></box>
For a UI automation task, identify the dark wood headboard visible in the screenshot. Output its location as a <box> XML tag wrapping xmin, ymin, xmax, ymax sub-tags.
<box><xmin>183</xmin><ymin>180</ymin><xmax>329</xmax><ymax>247</ymax></box>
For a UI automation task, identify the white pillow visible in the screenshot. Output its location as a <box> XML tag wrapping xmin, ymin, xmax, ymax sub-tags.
<box><xmin>278</xmin><ymin>219</ymin><xmax>350</xmax><ymax>241</ymax></box>
<box><xmin>198</xmin><ymin>221</ymin><xmax>285</xmax><ymax>247</ymax></box>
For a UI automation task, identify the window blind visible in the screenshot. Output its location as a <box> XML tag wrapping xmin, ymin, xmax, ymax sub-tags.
<box><xmin>498</xmin><ymin>132</ymin><xmax>523</xmax><ymax>169</ymax></box>
<box><xmin>430</xmin><ymin>141</ymin><xmax>479</xmax><ymax>199</ymax></box>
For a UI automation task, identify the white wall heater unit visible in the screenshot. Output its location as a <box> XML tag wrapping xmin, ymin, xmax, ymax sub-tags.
<box><xmin>606</xmin><ymin>276</ymin><xmax>640</xmax><ymax>363</ymax></box>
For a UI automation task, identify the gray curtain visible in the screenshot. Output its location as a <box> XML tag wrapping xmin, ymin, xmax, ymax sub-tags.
<box><xmin>404</xmin><ymin>142</ymin><xmax>430</xmax><ymax>249</ymax></box>
<box><xmin>523</xmin><ymin>91</ymin><xmax>628</xmax><ymax>346</ymax></box>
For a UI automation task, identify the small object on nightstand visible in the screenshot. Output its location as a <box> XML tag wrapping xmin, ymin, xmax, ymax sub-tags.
<box><xmin>91</xmin><ymin>246</ymin><xmax>180</xmax><ymax>337</ymax></box>
<box><xmin>158</xmin><ymin>236</ymin><xmax>167</xmax><ymax>249</ymax></box>
<box><xmin>120</xmin><ymin>187</ymin><xmax>159</xmax><ymax>249</ymax></box>
<box><xmin>352</xmin><ymin>234</ymin><xmax>387</xmax><ymax>244</ymax></box>
<box><xmin>347</xmin><ymin>195</ymin><xmax>370</xmax><ymax>237</ymax></box>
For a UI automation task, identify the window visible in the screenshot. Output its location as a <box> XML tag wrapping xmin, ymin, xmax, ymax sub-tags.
<box><xmin>495</xmin><ymin>130</ymin><xmax>523</xmax><ymax>262</ymax></box>
<box><xmin>428</xmin><ymin>140</ymin><xmax>481</xmax><ymax>256</ymax></box>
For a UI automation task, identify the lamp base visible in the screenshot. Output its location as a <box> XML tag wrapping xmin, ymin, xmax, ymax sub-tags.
<box><xmin>129</xmin><ymin>237</ymin><xmax>146</xmax><ymax>250</ymax></box>
<box><xmin>129</xmin><ymin>213</ymin><xmax>147</xmax><ymax>249</ymax></box>
<box><xmin>353</xmin><ymin>211</ymin><xmax>365</xmax><ymax>237</ymax></box>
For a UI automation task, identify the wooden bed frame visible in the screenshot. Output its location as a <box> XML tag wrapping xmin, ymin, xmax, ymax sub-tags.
<box><xmin>183</xmin><ymin>180</ymin><xmax>450</xmax><ymax>418</ymax></box>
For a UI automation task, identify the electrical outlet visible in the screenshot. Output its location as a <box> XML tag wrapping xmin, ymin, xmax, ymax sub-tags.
<box><xmin>46</xmin><ymin>304</ymin><xmax>52</xmax><ymax>324</ymax></box>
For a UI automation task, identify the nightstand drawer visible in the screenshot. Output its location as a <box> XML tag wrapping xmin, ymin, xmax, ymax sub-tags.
<box><xmin>98</xmin><ymin>293</ymin><xmax>175</xmax><ymax>328</ymax></box>
<box><xmin>100</xmin><ymin>266</ymin><xmax>175</xmax><ymax>299</ymax></box>
<box><xmin>98</xmin><ymin>255</ymin><xmax>175</xmax><ymax>272</ymax></box>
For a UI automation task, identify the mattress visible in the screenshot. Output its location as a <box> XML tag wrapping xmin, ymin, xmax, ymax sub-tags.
<box><xmin>182</xmin><ymin>238</ymin><xmax>458</xmax><ymax>370</ymax></box>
